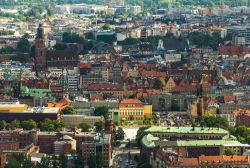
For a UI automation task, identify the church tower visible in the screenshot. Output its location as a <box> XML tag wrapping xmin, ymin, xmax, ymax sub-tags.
<box><xmin>35</xmin><ymin>24</ymin><xmax>46</xmax><ymax>74</ymax></box>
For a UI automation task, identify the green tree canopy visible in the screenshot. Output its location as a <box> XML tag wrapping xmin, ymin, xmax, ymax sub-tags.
<box><xmin>39</xmin><ymin>118</ymin><xmax>65</xmax><ymax>132</ymax></box>
<box><xmin>94</xmin><ymin>106</ymin><xmax>109</xmax><ymax>120</ymax></box>
<box><xmin>200</xmin><ymin>115</ymin><xmax>228</xmax><ymax>130</ymax></box>
<box><xmin>61</xmin><ymin>106</ymin><xmax>76</xmax><ymax>115</ymax></box>
<box><xmin>95</xmin><ymin>121</ymin><xmax>104</xmax><ymax>132</ymax></box>
<box><xmin>78</xmin><ymin>122</ymin><xmax>91</xmax><ymax>132</ymax></box>
<box><xmin>224</xmin><ymin>148</ymin><xmax>236</xmax><ymax>156</ymax></box>
<box><xmin>114</xmin><ymin>127</ymin><xmax>125</xmax><ymax>141</ymax></box>
<box><xmin>102</xmin><ymin>24</ymin><xmax>111</xmax><ymax>30</ymax></box>
<box><xmin>21</xmin><ymin>119</ymin><xmax>37</xmax><ymax>130</ymax></box>
<box><xmin>17</xmin><ymin>34</ymin><xmax>31</xmax><ymax>53</ymax></box>
<box><xmin>0</xmin><ymin>120</ymin><xmax>7</xmax><ymax>130</ymax></box>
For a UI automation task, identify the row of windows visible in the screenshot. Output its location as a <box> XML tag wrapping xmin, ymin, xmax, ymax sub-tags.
<box><xmin>120</xmin><ymin>112</ymin><xmax>143</xmax><ymax>116</ymax></box>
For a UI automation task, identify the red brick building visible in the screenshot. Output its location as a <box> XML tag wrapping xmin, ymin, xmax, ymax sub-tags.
<box><xmin>81</xmin><ymin>134</ymin><xmax>111</xmax><ymax>167</ymax></box>
<box><xmin>235</xmin><ymin>109</ymin><xmax>250</xmax><ymax>127</ymax></box>
<box><xmin>0</xmin><ymin>153</ymin><xmax>7</xmax><ymax>168</ymax></box>
<box><xmin>37</xmin><ymin>132</ymin><xmax>59</xmax><ymax>154</ymax></box>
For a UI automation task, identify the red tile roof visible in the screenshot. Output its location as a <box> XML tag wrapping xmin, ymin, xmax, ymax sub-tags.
<box><xmin>140</xmin><ymin>70</ymin><xmax>167</xmax><ymax>78</ymax></box>
<box><xmin>199</xmin><ymin>155</ymin><xmax>224</xmax><ymax>165</ymax></box>
<box><xmin>175</xmin><ymin>158</ymin><xmax>199</xmax><ymax>167</ymax></box>
<box><xmin>119</xmin><ymin>99</ymin><xmax>143</xmax><ymax>108</ymax></box>
<box><xmin>171</xmin><ymin>80</ymin><xmax>196</xmax><ymax>93</ymax></box>
<box><xmin>223</xmin><ymin>156</ymin><xmax>249</xmax><ymax>164</ymax></box>
<box><xmin>50</xmin><ymin>86</ymin><xmax>63</xmax><ymax>91</ymax></box>
<box><xmin>224</xmin><ymin>95</ymin><xmax>236</xmax><ymax>103</ymax></box>
<box><xmin>87</xmin><ymin>83</ymin><xmax>122</xmax><ymax>91</ymax></box>
<box><xmin>218</xmin><ymin>45</ymin><xmax>249</xmax><ymax>55</ymax></box>
<box><xmin>90</xmin><ymin>93</ymin><xmax>103</xmax><ymax>101</ymax></box>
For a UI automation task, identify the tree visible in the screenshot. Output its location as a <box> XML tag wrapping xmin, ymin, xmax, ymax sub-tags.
<box><xmin>230</xmin><ymin>125</ymin><xmax>250</xmax><ymax>144</ymax></box>
<box><xmin>136</xmin><ymin>126</ymin><xmax>150</xmax><ymax>146</ymax></box>
<box><xmin>96</xmin><ymin>34</ymin><xmax>116</xmax><ymax>44</ymax></box>
<box><xmin>5</xmin><ymin>157</ymin><xmax>21</xmax><ymax>168</ymax></box>
<box><xmin>61</xmin><ymin>106</ymin><xmax>76</xmax><ymax>115</ymax></box>
<box><xmin>0</xmin><ymin>120</ymin><xmax>7</xmax><ymax>130</ymax></box>
<box><xmin>95</xmin><ymin>121</ymin><xmax>104</xmax><ymax>132</ymax></box>
<box><xmin>36</xmin><ymin>156</ymin><xmax>52</xmax><ymax>168</ymax></box>
<box><xmin>224</xmin><ymin>148</ymin><xmax>236</xmax><ymax>156</ymax></box>
<box><xmin>200</xmin><ymin>115</ymin><xmax>228</xmax><ymax>130</ymax></box>
<box><xmin>5</xmin><ymin>154</ymin><xmax>34</xmax><ymax>168</ymax></box>
<box><xmin>153</xmin><ymin>79</ymin><xmax>162</xmax><ymax>89</ymax></box>
<box><xmin>74</xmin><ymin>155</ymin><xmax>85</xmax><ymax>168</ymax></box>
<box><xmin>88</xmin><ymin>155</ymin><xmax>96</xmax><ymax>168</ymax></box>
<box><xmin>114</xmin><ymin>127</ymin><xmax>125</xmax><ymax>141</ymax></box>
<box><xmin>96</xmin><ymin>153</ymin><xmax>103</xmax><ymax>168</ymax></box>
<box><xmin>102</xmin><ymin>24</ymin><xmax>111</xmax><ymax>30</ymax></box>
<box><xmin>17</xmin><ymin>34</ymin><xmax>30</xmax><ymax>53</ymax></box>
<box><xmin>78</xmin><ymin>123</ymin><xmax>91</xmax><ymax>132</ymax></box>
<box><xmin>21</xmin><ymin>119</ymin><xmax>37</xmax><ymax>130</ymax></box>
<box><xmin>59</xmin><ymin>154</ymin><xmax>68</xmax><ymax>168</ymax></box>
<box><xmin>94</xmin><ymin>106</ymin><xmax>109</xmax><ymax>120</ymax></box>
<box><xmin>10</xmin><ymin>120</ymin><xmax>20</xmax><ymax>129</ymax></box>
<box><xmin>39</xmin><ymin>118</ymin><xmax>65</xmax><ymax>132</ymax></box>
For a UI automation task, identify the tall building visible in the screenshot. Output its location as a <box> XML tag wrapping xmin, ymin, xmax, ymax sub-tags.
<box><xmin>81</xmin><ymin>133</ymin><xmax>111</xmax><ymax>167</ymax></box>
<box><xmin>113</xmin><ymin>62</ymin><xmax>122</xmax><ymax>83</ymax></box>
<box><xmin>227</xmin><ymin>26</ymin><xmax>250</xmax><ymax>45</ymax></box>
<box><xmin>34</xmin><ymin>24</ymin><xmax>46</xmax><ymax>73</ymax></box>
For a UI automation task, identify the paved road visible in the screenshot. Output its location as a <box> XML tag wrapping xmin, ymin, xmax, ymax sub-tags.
<box><xmin>113</xmin><ymin>145</ymin><xmax>138</xmax><ymax>168</ymax></box>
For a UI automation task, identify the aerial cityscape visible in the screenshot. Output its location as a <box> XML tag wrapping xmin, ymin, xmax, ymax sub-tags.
<box><xmin>0</xmin><ymin>0</ymin><xmax>250</xmax><ymax>167</ymax></box>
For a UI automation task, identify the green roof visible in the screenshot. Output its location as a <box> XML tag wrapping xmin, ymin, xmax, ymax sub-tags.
<box><xmin>145</xmin><ymin>126</ymin><xmax>228</xmax><ymax>134</ymax></box>
<box><xmin>29</xmin><ymin>89</ymin><xmax>51</xmax><ymax>97</ymax></box>
<box><xmin>141</xmin><ymin>134</ymin><xmax>247</xmax><ymax>148</ymax></box>
<box><xmin>141</xmin><ymin>134</ymin><xmax>159</xmax><ymax>148</ymax></box>
<box><xmin>21</xmin><ymin>86</ymin><xmax>51</xmax><ymax>97</ymax></box>
<box><xmin>176</xmin><ymin>140</ymin><xmax>241</xmax><ymax>147</ymax></box>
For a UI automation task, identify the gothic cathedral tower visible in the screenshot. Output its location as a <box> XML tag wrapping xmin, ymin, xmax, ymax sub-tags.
<box><xmin>35</xmin><ymin>24</ymin><xmax>46</xmax><ymax>74</ymax></box>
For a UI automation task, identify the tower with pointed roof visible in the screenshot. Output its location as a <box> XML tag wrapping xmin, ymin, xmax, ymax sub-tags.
<box><xmin>34</xmin><ymin>24</ymin><xmax>46</xmax><ymax>74</ymax></box>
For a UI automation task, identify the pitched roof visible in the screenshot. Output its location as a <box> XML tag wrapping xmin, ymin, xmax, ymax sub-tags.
<box><xmin>176</xmin><ymin>158</ymin><xmax>199</xmax><ymax>167</ymax></box>
<box><xmin>218</xmin><ymin>45</ymin><xmax>249</xmax><ymax>55</ymax></box>
<box><xmin>223</xmin><ymin>155</ymin><xmax>249</xmax><ymax>163</ymax></box>
<box><xmin>140</xmin><ymin>70</ymin><xmax>167</xmax><ymax>78</ymax></box>
<box><xmin>234</xmin><ymin>109</ymin><xmax>250</xmax><ymax>117</ymax></box>
<box><xmin>119</xmin><ymin>99</ymin><xmax>143</xmax><ymax>108</ymax></box>
<box><xmin>199</xmin><ymin>155</ymin><xmax>224</xmax><ymax>165</ymax></box>
<box><xmin>87</xmin><ymin>82</ymin><xmax>122</xmax><ymax>91</ymax></box>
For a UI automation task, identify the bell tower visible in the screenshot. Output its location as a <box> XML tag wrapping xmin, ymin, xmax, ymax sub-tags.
<box><xmin>35</xmin><ymin>24</ymin><xmax>46</xmax><ymax>75</ymax></box>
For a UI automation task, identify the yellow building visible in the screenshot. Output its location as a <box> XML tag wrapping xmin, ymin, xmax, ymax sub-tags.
<box><xmin>190</xmin><ymin>103</ymin><xmax>198</xmax><ymax>118</ymax></box>
<box><xmin>119</xmin><ymin>99</ymin><xmax>152</xmax><ymax>121</ymax></box>
<box><xmin>0</xmin><ymin>104</ymin><xmax>28</xmax><ymax>113</ymax></box>
<box><xmin>144</xmin><ymin>105</ymin><xmax>153</xmax><ymax>119</ymax></box>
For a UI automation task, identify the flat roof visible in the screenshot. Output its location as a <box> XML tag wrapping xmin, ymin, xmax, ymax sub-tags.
<box><xmin>145</xmin><ymin>126</ymin><xmax>228</xmax><ymax>134</ymax></box>
<box><xmin>142</xmin><ymin>134</ymin><xmax>248</xmax><ymax>148</ymax></box>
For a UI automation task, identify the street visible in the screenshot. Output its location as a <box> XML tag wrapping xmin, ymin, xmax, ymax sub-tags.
<box><xmin>113</xmin><ymin>144</ymin><xmax>139</xmax><ymax>168</ymax></box>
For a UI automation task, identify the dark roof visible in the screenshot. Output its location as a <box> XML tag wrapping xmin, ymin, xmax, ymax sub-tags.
<box><xmin>163</xmin><ymin>39</ymin><xmax>188</xmax><ymax>51</ymax></box>
<box><xmin>46</xmin><ymin>49</ymin><xmax>78</xmax><ymax>60</ymax></box>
